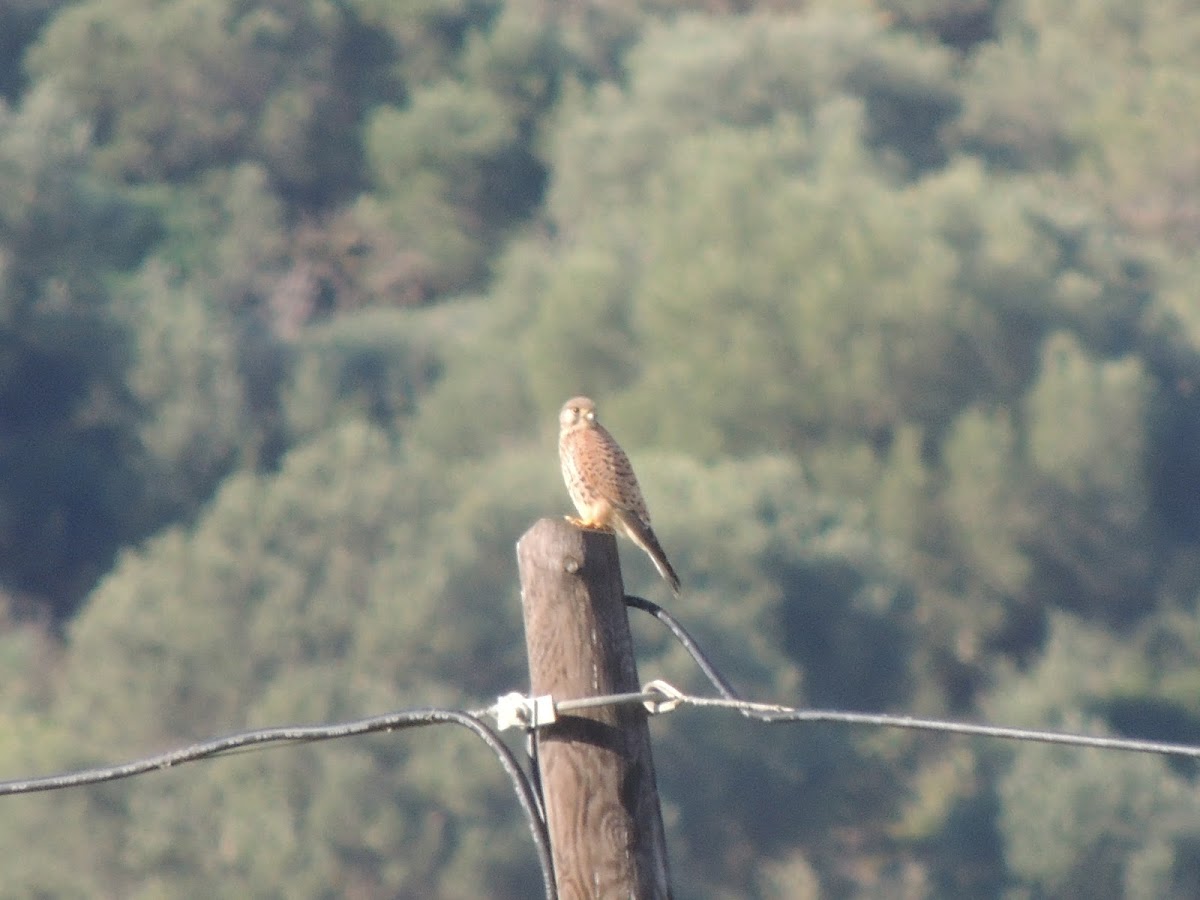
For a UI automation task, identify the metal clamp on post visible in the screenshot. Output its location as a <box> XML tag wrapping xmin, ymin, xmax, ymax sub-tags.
<box><xmin>493</xmin><ymin>691</ymin><xmax>559</xmax><ymax>731</ymax></box>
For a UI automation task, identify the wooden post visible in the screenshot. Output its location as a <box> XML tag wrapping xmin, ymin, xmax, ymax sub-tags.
<box><xmin>516</xmin><ymin>517</ymin><xmax>672</xmax><ymax>899</ymax></box>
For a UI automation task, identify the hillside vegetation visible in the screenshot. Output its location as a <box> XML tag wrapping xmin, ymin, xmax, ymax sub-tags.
<box><xmin>3</xmin><ymin>0</ymin><xmax>1200</xmax><ymax>896</ymax></box>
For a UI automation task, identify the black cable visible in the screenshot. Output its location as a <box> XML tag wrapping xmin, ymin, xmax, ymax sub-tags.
<box><xmin>627</xmin><ymin>595</ymin><xmax>1200</xmax><ymax>756</ymax></box>
<box><xmin>12</xmin><ymin>594</ymin><xmax>1195</xmax><ymax>898</ymax></box>
<box><xmin>438</xmin><ymin>711</ymin><xmax>556</xmax><ymax>900</ymax></box>
<box><xmin>0</xmin><ymin>708</ymin><xmax>557</xmax><ymax>900</ymax></box>
<box><xmin>625</xmin><ymin>594</ymin><xmax>747</xmax><ymax>705</ymax></box>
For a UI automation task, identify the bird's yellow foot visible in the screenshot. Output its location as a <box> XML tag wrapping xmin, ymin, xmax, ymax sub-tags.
<box><xmin>563</xmin><ymin>515</ymin><xmax>614</xmax><ymax>533</ymax></box>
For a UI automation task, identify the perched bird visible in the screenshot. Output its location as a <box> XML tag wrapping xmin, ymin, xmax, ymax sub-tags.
<box><xmin>558</xmin><ymin>396</ymin><xmax>681</xmax><ymax>595</ymax></box>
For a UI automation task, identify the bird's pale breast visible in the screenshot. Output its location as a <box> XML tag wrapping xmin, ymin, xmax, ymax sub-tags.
<box><xmin>560</xmin><ymin>423</ymin><xmax>649</xmax><ymax>522</ymax></box>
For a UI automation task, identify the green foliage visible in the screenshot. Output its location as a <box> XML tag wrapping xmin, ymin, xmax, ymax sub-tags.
<box><xmin>282</xmin><ymin>305</ymin><xmax>446</xmax><ymax>440</ymax></box>
<box><xmin>0</xmin><ymin>83</ymin><xmax>158</xmax><ymax>297</ymax></box>
<box><xmin>0</xmin><ymin>83</ymin><xmax>159</xmax><ymax>611</ymax></box>
<box><xmin>960</xmin><ymin>0</ymin><xmax>1200</xmax><ymax>254</ymax></box>
<box><xmin>151</xmin><ymin>164</ymin><xmax>288</xmax><ymax>304</ymax></box>
<box><xmin>363</xmin><ymin>1</ymin><xmax>562</xmax><ymax>298</ymax></box>
<box><xmin>8</xmin><ymin>421</ymin><xmax>547</xmax><ymax>896</ymax></box>
<box><xmin>365</xmin><ymin>81</ymin><xmax>519</xmax><ymax>296</ymax></box>
<box><xmin>519</xmin><ymin>243</ymin><xmax>642</xmax><ymax>413</ymax></box>
<box><xmin>0</xmin><ymin>0</ymin><xmax>67</xmax><ymax>102</ymax></box>
<box><xmin>989</xmin><ymin>615</ymin><xmax>1200</xmax><ymax>899</ymax></box>
<box><xmin>1021</xmin><ymin>333</ymin><xmax>1157</xmax><ymax>622</ymax></box>
<box><xmin>353</xmin><ymin>0</ymin><xmax>503</xmax><ymax>85</ymax></box>
<box><xmin>28</xmin><ymin>0</ymin><xmax>374</xmax><ymax>200</ymax></box>
<box><xmin>876</xmin><ymin>0</ymin><xmax>1000</xmax><ymax>52</ymax></box>
<box><xmin>1001</xmin><ymin>738</ymin><xmax>1200</xmax><ymax>898</ymax></box>
<box><xmin>1027</xmin><ymin>332</ymin><xmax>1150</xmax><ymax>505</ymax></box>
<box><xmin>943</xmin><ymin>406</ymin><xmax>1031</xmax><ymax>602</ymax></box>
<box><xmin>610</xmin><ymin>454</ymin><xmax>915</xmax><ymax>897</ymax></box>
<box><xmin>526</xmin><ymin>107</ymin><xmax>1055</xmax><ymax>462</ymax></box>
<box><xmin>118</xmin><ymin>263</ymin><xmax>250</xmax><ymax>518</ymax></box>
<box><xmin>546</xmin><ymin>10</ymin><xmax>956</xmax><ymax>225</ymax></box>
<box><xmin>2</xmin><ymin>0</ymin><xmax>1200</xmax><ymax>896</ymax></box>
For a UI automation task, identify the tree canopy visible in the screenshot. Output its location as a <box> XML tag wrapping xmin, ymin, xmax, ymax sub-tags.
<box><xmin>3</xmin><ymin>0</ymin><xmax>1200</xmax><ymax>895</ymax></box>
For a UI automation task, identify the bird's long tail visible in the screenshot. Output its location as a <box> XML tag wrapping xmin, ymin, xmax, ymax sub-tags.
<box><xmin>614</xmin><ymin>509</ymin><xmax>681</xmax><ymax>596</ymax></box>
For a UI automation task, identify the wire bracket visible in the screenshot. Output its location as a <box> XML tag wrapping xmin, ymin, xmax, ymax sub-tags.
<box><xmin>642</xmin><ymin>679</ymin><xmax>684</xmax><ymax>715</ymax></box>
<box><xmin>493</xmin><ymin>691</ymin><xmax>558</xmax><ymax>731</ymax></box>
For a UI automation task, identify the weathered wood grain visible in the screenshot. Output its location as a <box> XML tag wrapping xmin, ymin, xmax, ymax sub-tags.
<box><xmin>517</xmin><ymin>518</ymin><xmax>672</xmax><ymax>899</ymax></box>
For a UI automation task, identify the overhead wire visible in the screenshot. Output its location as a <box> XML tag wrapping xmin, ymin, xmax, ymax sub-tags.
<box><xmin>1</xmin><ymin>593</ymin><xmax>1199</xmax><ymax>899</ymax></box>
<box><xmin>626</xmin><ymin>594</ymin><xmax>1200</xmax><ymax>758</ymax></box>
<box><xmin>0</xmin><ymin>707</ymin><xmax>557</xmax><ymax>900</ymax></box>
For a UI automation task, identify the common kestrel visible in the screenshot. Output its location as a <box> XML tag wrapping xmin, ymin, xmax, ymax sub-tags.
<box><xmin>558</xmin><ymin>396</ymin><xmax>681</xmax><ymax>596</ymax></box>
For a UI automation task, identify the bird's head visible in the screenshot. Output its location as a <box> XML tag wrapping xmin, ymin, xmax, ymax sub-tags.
<box><xmin>559</xmin><ymin>396</ymin><xmax>597</xmax><ymax>431</ymax></box>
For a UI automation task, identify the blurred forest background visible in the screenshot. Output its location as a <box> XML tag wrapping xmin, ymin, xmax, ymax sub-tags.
<box><xmin>2</xmin><ymin>0</ymin><xmax>1200</xmax><ymax>896</ymax></box>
